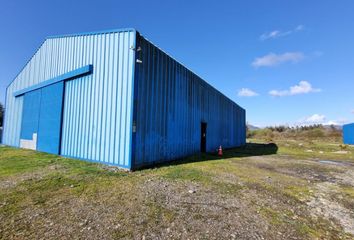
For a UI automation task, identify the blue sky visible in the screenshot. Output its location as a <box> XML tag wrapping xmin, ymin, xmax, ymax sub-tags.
<box><xmin>0</xmin><ymin>0</ymin><xmax>353</xmax><ymax>126</ymax></box>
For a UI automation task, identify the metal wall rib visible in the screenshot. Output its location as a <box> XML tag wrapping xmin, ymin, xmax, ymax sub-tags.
<box><xmin>3</xmin><ymin>30</ymin><xmax>135</xmax><ymax>168</ymax></box>
<box><xmin>133</xmin><ymin>34</ymin><xmax>246</xmax><ymax>168</ymax></box>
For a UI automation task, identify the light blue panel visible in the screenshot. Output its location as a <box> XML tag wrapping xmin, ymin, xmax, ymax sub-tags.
<box><xmin>3</xmin><ymin>28</ymin><xmax>136</xmax><ymax>169</ymax></box>
<box><xmin>20</xmin><ymin>90</ymin><xmax>41</xmax><ymax>140</ymax></box>
<box><xmin>132</xmin><ymin>33</ymin><xmax>246</xmax><ymax>169</ymax></box>
<box><xmin>37</xmin><ymin>82</ymin><xmax>64</xmax><ymax>154</ymax></box>
<box><xmin>60</xmin><ymin>31</ymin><xmax>136</xmax><ymax>169</ymax></box>
<box><xmin>3</xmin><ymin>83</ymin><xmax>23</xmax><ymax>146</ymax></box>
<box><xmin>343</xmin><ymin>123</ymin><xmax>354</xmax><ymax>145</ymax></box>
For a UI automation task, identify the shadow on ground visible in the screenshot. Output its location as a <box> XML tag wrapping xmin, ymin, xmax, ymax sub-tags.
<box><xmin>137</xmin><ymin>143</ymin><xmax>278</xmax><ymax>170</ymax></box>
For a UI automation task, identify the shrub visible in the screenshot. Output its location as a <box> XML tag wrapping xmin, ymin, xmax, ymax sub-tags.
<box><xmin>247</xmin><ymin>124</ymin><xmax>342</xmax><ymax>143</ymax></box>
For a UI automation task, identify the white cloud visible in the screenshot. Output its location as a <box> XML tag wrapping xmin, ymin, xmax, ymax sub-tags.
<box><xmin>296</xmin><ymin>115</ymin><xmax>347</xmax><ymax>126</ymax></box>
<box><xmin>269</xmin><ymin>81</ymin><xmax>321</xmax><ymax>97</ymax></box>
<box><xmin>252</xmin><ymin>52</ymin><xmax>304</xmax><ymax>68</ymax></box>
<box><xmin>260</xmin><ymin>25</ymin><xmax>304</xmax><ymax>41</ymax></box>
<box><xmin>327</xmin><ymin>118</ymin><xmax>348</xmax><ymax>125</ymax></box>
<box><xmin>323</xmin><ymin>118</ymin><xmax>348</xmax><ymax>126</ymax></box>
<box><xmin>305</xmin><ymin>114</ymin><xmax>326</xmax><ymax>123</ymax></box>
<box><xmin>289</xmin><ymin>81</ymin><xmax>321</xmax><ymax>94</ymax></box>
<box><xmin>238</xmin><ymin>88</ymin><xmax>259</xmax><ymax>97</ymax></box>
<box><xmin>295</xmin><ymin>25</ymin><xmax>304</xmax><ymax>31</ymax></box>
<box><xmin>295</xmin><ymin>114</ymin><xmax>326</xmax><ymax>126</ymax></box>
<box><xmin>268</xmin><ymin>90</ymin><xmax>289</xmax><ymax>97</ymax></box>
<box><xmin>351</xmin><ymin>110</ymin><xmax>354</xmax><ymax>114</ymax></box>
<box><xmin>260</xmin><ymin>30</ymin><xmax>281</xmax><ymax>41</ymax></box>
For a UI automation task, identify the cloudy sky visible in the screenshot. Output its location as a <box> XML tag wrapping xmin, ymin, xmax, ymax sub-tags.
<box><xmin>0</xmin><ymin>0</ymin><xmax>353</xmax><ymax>127</ymax></box>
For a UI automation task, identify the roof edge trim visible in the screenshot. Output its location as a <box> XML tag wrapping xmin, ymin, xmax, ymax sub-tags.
<box><xmin>46</xmin><ymin>28</ymin><xmax>136</xmax><ymax>39</ymax></box>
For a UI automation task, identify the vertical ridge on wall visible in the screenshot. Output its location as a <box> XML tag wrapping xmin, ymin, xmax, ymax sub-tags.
<box><xmin>133</xmin><ymin>33</ymin><xmax>246</xmax><ymax>168</ymax></box>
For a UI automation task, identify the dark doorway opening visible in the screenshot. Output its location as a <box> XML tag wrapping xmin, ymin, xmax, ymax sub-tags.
<box><xmin>201</xmin><ymin>122</ymin><xmax>207</xmax><ymax>152</ymax></box>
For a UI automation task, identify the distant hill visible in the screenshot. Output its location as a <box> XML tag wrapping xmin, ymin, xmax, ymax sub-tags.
<box><xmin>247</xmin><ymin>124</ymin><xmax>260</xmax><ymax>130</ymax></box>
<box><xmin>323</xmin><ymin>124</ymin><xmax>342</xmax><ymax>131</ymax></box>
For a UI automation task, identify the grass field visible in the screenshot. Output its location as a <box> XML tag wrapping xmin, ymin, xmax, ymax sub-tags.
<box><xmin>0</xmin><ymin>139</ymin><xmax>354</xmax><ymax>239</ymax></box>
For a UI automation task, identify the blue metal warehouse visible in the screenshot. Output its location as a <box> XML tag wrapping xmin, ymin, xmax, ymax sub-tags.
<box><xmin>3</xmin><ymin>28</ymin><xmax>246</xmax><ymax>170</ymax></box>
<box><xmin>343</xmin><ymin>123</ymin><xmax>354</xmax><ymax>145</ymax></box>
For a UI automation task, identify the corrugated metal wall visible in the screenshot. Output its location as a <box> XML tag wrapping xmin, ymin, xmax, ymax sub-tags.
<box><xmin>343</xmin><ymin>123</ymin><xmax>354</xmax><ymax>145</ymax></box>
<box><xmin>3</xmin><ymin>29</ymin><xmax>136</xmax><ymax>168</ymax></box>
<box><xmin>132</xmin><ymin>33</ymin><xmax>246</xmax><ymax>168</ymax></box>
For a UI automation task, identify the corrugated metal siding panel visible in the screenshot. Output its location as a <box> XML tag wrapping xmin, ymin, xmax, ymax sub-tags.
<box><xmin>343</xmin><ymin>123</ymin><xmax>354</xmax><ymax>145</ymax></box>
<box><xmin>133</xmin><ymin>34</ymin><xmax>246</xmax><ymax>168</ymax></box>
<box><xmin>2</xmin><ymin>85</ymin><xmax>23</xmax><ymax>146</ymax></box>
<box><xmin>61</xmin><ymin>31</ymin><xmax>135</xmax><ymax>167</ymax></box>
<box><xmin>3</xmin><ymin>30</ymin><xmax>135</xmax><ymax>168</ymax></box>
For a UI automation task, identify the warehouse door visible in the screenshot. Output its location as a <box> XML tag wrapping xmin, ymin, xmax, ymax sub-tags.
<box><xmin>20</xmin><ymin>90</ymin><xmax>42</xmax><ymax>150</ymax></box>
<box><xmin>200</xmin><ymin>122</ymin><xmax>207</xmax><ymax>152</ymax></box>
<box><xmin>20</xmin><ymin>82</ymin><xmax>64</xmax><ymax>154</ymax></box>
<box><xmin>37</xmin><ymin>82</ymin><xmax>64</xmax><ymax>154</ymax></box>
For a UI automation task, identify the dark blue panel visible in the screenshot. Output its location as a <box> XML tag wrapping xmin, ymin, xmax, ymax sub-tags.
<box><xmin>37</xmin><ymin>82</ymin><xmax>64</xmax><ymax>154</ymax></box>
<box><xmin>20</xmin><ymin>90</ymin><xmax>41</xmax><ymax>140</ymax></box>
<box><xmin>343</xmin><ymin>123</ymin><xmax>354</xmax><ymax>145</ymax></box>
<box><xmin>132</xmin><ymin>34</ymin><xmax>246</xmax><ymax>169</ymax></box>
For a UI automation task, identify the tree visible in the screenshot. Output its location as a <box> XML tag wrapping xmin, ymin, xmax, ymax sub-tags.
<box><xmin>0</xmin><ymin>102</ymin><xmax>3</xmax><ymax>127</ymax></box>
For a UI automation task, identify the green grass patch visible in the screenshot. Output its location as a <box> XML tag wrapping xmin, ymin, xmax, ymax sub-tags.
<box><xmin>0</xmin><ymin>147</ymin><xmax>55</xmax><ymax>176</ymax></box>
<box><xmin>283</xmin><ymin>185</ymin><xmax>312</xmax><ymax>202</ymax></box>
<box><xmin>159</xmin><ymin>165</ymin><xmax>212</xmax><ymax>182</ymax></box>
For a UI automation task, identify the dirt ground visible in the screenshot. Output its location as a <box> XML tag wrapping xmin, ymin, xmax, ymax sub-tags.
<box><xmin>0</xmin><ymin>141</ymin><xmax>353</xmax><ymax>239</ymax></box>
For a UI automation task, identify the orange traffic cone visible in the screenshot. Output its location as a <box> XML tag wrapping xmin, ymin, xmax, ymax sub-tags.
<box><xmin>218</xmin><ymin>145</ymin><xmax>223</xmax><ymax>156</ymax></box>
